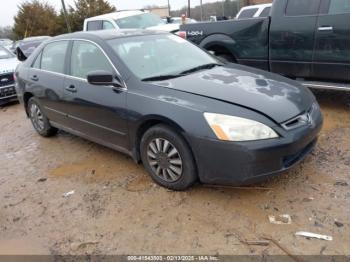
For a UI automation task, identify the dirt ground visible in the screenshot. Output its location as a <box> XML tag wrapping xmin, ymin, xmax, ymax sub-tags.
<box><xmin>0</xmin><ymin>90</ymin><xmax>349</xmax><ymax>256</ymax></box>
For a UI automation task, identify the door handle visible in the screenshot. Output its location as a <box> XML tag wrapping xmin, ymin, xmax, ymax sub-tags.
<box><xmin>30</xmin><ymin>75</ymin><xmax>39</xmax><ymax>81</ymax></box>
<box><xmin>65</xmin><ymin>85</ymin><xmax>77</xmax><ymax>93</ymax></box>
<box><xmin>318</xmin><ymin>26</ymin><xmax>333</xmax><ymax>31</ymax></box>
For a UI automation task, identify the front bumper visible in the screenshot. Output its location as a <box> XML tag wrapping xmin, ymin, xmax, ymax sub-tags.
<box><xmin>189</xmin><ymin>108</ymin><xmax>323</xmax><ymax>186</ymax></box>
<box><xmin>0</xmin><ymin>85</ymin><xmax>18</xmax><ymax>105</ymax></box>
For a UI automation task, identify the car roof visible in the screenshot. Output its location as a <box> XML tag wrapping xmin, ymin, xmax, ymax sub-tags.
<box><xmin>52</xmin><ymin>29</ymin><xmax>168</xmax><ymax>42</ymax></box>
<box><xmin>85</xmin><ymin>10</ymin><xmax>146</xmax><ymax>21</ymax></box>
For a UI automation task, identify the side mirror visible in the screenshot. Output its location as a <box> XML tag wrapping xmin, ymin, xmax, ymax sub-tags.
<box><xmin>16</xmin><ymin>48</ymin><xmax>27</xmax><ymax>61</ymax></box>
<box><xmin>87</xmin><ymin>70</ymin><xmax>122</xmax><ymax>87</ymax></box>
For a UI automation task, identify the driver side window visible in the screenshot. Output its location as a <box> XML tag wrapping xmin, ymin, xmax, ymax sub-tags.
<box><xmin>70</xmin><ymin>41</ymin><xmax>114</xmax><ymax>79</ymax></box>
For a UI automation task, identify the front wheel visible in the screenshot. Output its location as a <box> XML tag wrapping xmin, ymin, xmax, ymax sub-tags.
<box><xmin>140</xmin><ymin>124</ymin><xmax>197</xmax><ymax>191</ymax></box>
<box><xmin>28</xmin><ymin>97</ymin><xmax>58</xmax><ymax>137</ymax></box>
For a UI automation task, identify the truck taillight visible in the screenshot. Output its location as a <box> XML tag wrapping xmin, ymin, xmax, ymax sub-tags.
<box><xmin>178</xmin><ymin>31</ymin><xmax>187</xmax><ymax>39</ymax></box>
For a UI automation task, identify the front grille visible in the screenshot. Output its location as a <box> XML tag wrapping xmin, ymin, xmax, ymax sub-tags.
<box><xmin>282</xmin><ymin>103</ymin><xmax>318</xmax><ymax>130</ymax></box>
<box><xmin>0</xmin><ymin>85</ymin><xmax>16</xmax><ymax>99</ymax></box>
<box><xmin>0</xmin><ymin>73</ymin><xmax>14</xmax><ymax>87</ymax></box>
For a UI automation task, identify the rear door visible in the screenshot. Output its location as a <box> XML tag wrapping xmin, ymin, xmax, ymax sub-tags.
<box><xmin>312</xmin><ymin>0</ymin><xmax>350</xmax><ymax>81</ymax></box>
<box><xmin>62</xmin><ymin>40</ymin><xmax>129</xmax><ymax>149</ymax></box>
<box><xmin>269</xmin><ymin>0</ymin><xmax>321</xmax><ymax>78</ymax></box>
<box><xmin>26</xmin><ymin>40</ymin><xmax>70</xmax><ymax>125</ymax></box>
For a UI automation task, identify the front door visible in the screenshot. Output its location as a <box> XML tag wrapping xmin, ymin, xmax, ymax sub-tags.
<box><xmin>312</xmin><ymin>0</ymin><xmax>350</xmax><ymax>81</ymax></box>
<box><xmin>62</xmin><ymin>40</ymin><xmax>129</xmax><ymax>149</ymax></box>
<box><xmin>269</xmin><ymin>0</ymin><xmax>321</xmax><ymax>78</ymax></box>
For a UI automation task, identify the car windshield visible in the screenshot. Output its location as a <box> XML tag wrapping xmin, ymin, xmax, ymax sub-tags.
<box><xmin>0</xmin><ymin>46</ymin><xmax>14</xmax><ymax>59</ymax></box>
<box><xmin>109</xmin><ymin>34</ymin><xmax>219</xmax><ymax>80</ymax></box>
<box><xmin>115</xmin><ymin>13</ymin><xmax>165</xmax><ymax>29</ymax></box>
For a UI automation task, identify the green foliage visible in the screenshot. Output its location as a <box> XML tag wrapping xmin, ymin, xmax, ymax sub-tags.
<box><xmin>13</xmin><ymin>0</ymin><xmax>116</xmax><ymax>39</ymax></box>
<box><xmin>13</xmin><ymin>0</ymin><xmax>61</xmax><ymax>39</ymax></box>
<box><xmin>68</xmin><ymin>0</ymin><xmax>116</xmax><ymax>32</ymax></box>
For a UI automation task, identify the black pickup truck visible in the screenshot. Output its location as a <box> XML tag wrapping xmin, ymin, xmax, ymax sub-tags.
<box><xmin>180</xmin><ymin>0</ymin><xmax>350</xmax><ymax>90</ymax></box>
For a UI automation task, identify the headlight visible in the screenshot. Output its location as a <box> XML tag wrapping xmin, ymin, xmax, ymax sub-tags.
<box><xmin>204</xmin><ymin>113</ymin><xmax>278</xmax><ymax>141</ymax></box>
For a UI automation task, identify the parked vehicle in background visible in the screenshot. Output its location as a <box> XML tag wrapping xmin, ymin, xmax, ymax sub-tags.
<box><xmin>167</xmin><ymin>17</ymin><xmax>197</xmax><ymax>24</ymax></box>
<box><xmin>209</xmin><ymin>16</ymin><xmax>229</xmax><ymax>22</ymax></box>
<box><xmin>180</xmin><ymin>0</ymin><xmax>350</xmax><ymax>91</ymax></box>
<box><xmin>16</xmin><ymin>36</ymin><xmax>51</xmax><ymax>61</ymax></box>
<box><xmin>9</xmin><ymin>41</ymin><xmax>19</xmax><ymax>53</ymax></box>
<box><xmin>0</xmin><ymin>38</ymin><xmax>13</xmax><ymax>50</ymax></box>
<box><xmin>0</xmin><ymin>46</ymin><xmax>20</xmax><ymax>105</ymax></box>
<box><xmin>83</xmin><ymin>10</ymin><xmax>180</xmax><ymax>33</ymax></box>
<box><xmin>15</xmin><ymin>30</ymin><xmax>322</xmax><ymax>190</ymax></box>
<box><xmin>235</xmin><ymin>3</ymin><xmax>272</xmax><ymax>19</ymax></box>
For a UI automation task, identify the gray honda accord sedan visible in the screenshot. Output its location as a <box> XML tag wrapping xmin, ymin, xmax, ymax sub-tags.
<box><xmin>15</xmin><ymin>30</ymin><xmax>323</xmax><ymax>190</ymax></box>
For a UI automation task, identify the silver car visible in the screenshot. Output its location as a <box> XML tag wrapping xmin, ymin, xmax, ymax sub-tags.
<box><xmin>0</xmin><ymin>46</ymin><xmax>19</xmax><ymax>105</ymax></box>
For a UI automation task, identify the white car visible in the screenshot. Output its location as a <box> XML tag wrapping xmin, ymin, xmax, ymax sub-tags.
<box><xmin>83</xmin><ymin>10</ymin><xmax>180</xmax><ymax>33</ymax></box>
<box><xmin>235</xmin><ymin>3</ymin><xmax>272</xmax><ymax>19</ymax></box>
<box><xmin>0</xmin><ymin>38</ymin><xmax>13</xmax><ymax>51</ymax></box>
<box><xmin>0</xmin><ymin>46</ymin><xmax>20</xmax><ymax>105</ymax></box>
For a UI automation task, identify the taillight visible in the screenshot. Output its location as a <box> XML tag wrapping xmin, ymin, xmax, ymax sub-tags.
<box><xmin>178</xmin><ymin>31</ymin><xmax>187</xmax><ymax>39</ymax></box>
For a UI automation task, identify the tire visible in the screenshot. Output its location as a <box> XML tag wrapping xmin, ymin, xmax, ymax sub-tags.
<box><xmin>140</xmin><ymin>124</ymin><xmax>197</xmax><ymax>191</ymax></box>
<box><xmin>27</xmin><ymin>97</ymin><xmax>58</xmax><ymax>137</ymax></box>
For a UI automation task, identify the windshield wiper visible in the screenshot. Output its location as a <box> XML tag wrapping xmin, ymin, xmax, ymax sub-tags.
<box><xmin>142</xmin><ymin>74</ymin><xmax>185</xmax><ymax>82</ymax></box>
<box><xmin>180</xmin><ymin>63</ymin><xmax>222</xmax><ymax>75</ymax></box>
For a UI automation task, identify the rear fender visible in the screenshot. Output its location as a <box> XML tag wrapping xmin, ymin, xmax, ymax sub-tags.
<box><xmin>199</xmin><ymin>34</ymin><xmax>238</xmax><ymax>58</ymax></box>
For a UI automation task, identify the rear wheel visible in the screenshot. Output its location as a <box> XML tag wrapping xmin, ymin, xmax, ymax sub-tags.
<box><xmin>28</xmin><ymin>97</ymin><xmax>58</xmax><ymax>137</ymax></box>
<box><xmin>216</xmin><ymin>53</ymin><xmax>236</xmax><ymax>63</ymax></box>
<box><xmin>140</xmin><ymin>124</ymin><xmax>197</xmax><ymax>190</ymax></box>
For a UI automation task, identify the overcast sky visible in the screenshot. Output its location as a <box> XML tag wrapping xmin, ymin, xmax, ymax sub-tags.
<box><xmin>0</xmin><ymin>0</ymin><xmax>216</xmax><ymax>27</ymax></box>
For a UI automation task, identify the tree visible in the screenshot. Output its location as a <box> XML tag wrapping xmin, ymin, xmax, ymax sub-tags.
<box><xmin>13</xmin><ymin>0</ymin><xmax>62</xmax><ymax>39</ymax></box>
<box><xmin>68</xmin><ymin>0</ymin><xmax>116</xmax><ymax>32</ymax></box>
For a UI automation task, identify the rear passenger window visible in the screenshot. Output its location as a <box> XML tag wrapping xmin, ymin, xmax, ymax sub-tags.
<box><xmin>70</xmin><ymin>41</ymin><xmax>114</xmax><ymax>79</ymax></box>
<box><xmin>328</xmin><ymin>0</ymin><xmax>350</xmax><ymax>14</ymax></box>
<box><xmin>32</xmin><ymin>52</ymin><xmax>42</xmax><ymax>69</ymax></box>
<box><xmin>237</xmin><ymin>8</ymin><xmax>258</xmax><ymax>19</ymax></box>
<box><xmin>259</xmin><ymin>7</ymin><xmax>271</xmax><ymax>17</ymax></box>
<box><xmin>87</xmin><ymin>21</ymin><xmax>102</xmax><ymax>31</ymax></box>
<box><xmin>41</xmin><ymin>41</ymin><xmax>68</xmax><ymax>74</ymax></box>
<box><xmin>286</xmin><ymin>0</ymin><xmax>321</xmax><ymax>16</ymax></box>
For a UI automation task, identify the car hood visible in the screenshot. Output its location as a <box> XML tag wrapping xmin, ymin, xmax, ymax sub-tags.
<box><xmin>152</xmin><ymin>65</ymin><xmax>314</xmax><ymax>123</ymax></box>
<box><xmin>147</xmin><ymin>23</ymin><xmax>180</xmax><ymax>32</ymax></box>
<box><xmin>0</xmin><ymin>57</ymin><xmax>20</xmax><ymax>74</ymax></box>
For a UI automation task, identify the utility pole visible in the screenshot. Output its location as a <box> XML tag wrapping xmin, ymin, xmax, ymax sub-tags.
<box><xmin>221</xmin><ymin>1</ymin><xmax>225</xmax><ymax>17</ymax></box>
<box><xmin>200</xmin><ymin>0</ymin><xmax>203</xmax><ymax>21</ymax></box>
<box><xmin>167</xmin><ymin>0</ymin><xmax>171</xmax><ymax>16</ymax></box>
<box><xmin>187</xmin><ymin>0</ymin><xmax>191</xmax><ymax>18</ymax></box>
<box><xmin>61</xmin><ymin>0</ymin><xmax>71</xmax><ymax>33</ymax></box>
